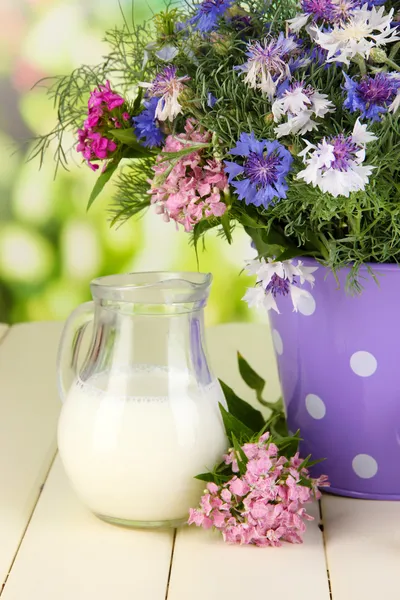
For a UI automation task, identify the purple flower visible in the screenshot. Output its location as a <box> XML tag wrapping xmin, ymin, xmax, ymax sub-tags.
<box><xmin>343</xmin><ymin>72</ymin><xmax>400</xmax><ymax>122</ymax></box>
<box><xmin>133</xmin><ymin>98</ymin><xmax>165</xmax><ymax>148</ymax></box>
<box><xmin>235</xmin><ymin>33</ymin><xmax>300</xmax><ymax>99</ymax></box>
<box><xmin>266</xmin><ymin>273</ymin><xmax>291</xmax><ymax>298</ymax></box>
<box><xmin>225</xmin><ymin>132</ymin><xmax>293</xmax><ymax>207</ymax></box>
<box><xmin>300</xmin><ymin>0</ymin><xmax>337</xmax><ymax>22</ymax></box>
<box><xmin>328</xmin><ymin>134</ymin><xmax>359</xmax><ymax>171</ymax></box>
<box><xmin>189</xmin><ymin>0</ymin><xmax>234</xmax><ymax>32</ymax></box>
<box><xmin>147</xmin><ymin>66</ymin><xmax>190</xmax><ymax>122</ymax></box>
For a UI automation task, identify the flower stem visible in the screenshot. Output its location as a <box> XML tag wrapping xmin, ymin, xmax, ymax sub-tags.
<box><xmin>389</xmin><ymin>41</ymin><xmax>400</xmax><ymax>61</ymax></box>
<box><xmin>352</xmin><ymin>54</ymin><xmax>367</xmax><ymax>76</ymax></box>
<box><xmin>384</xmin><ymin>57</ymin><xmax>400</xmax><ymax>72</ymax></box>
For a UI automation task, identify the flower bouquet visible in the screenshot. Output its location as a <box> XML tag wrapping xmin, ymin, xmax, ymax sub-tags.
<box><xmin>34</xmin><ymin>0</ymin><xmax>400</xmax><ymax>499</ymax></box>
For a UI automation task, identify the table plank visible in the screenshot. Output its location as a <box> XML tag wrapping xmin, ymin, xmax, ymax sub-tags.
<box><xmin>0</xmin><ymin>322</ymin><xmax>63</xmax><ymax>588</ymax></box>
<box><xmin>168</xmin><ymin>323</ymin><xmax>331</xmax><ymax>600</ymax></box>
<box><xmin>168</xmin><ymin>503</ymin><xmax>329</xmax><ymax>600</ymax></box>
<box><xmin>1</xmin><ymin>456</ymin><xmax>174</xmax><ymax>600</ymax></box>
<box><xmin>322</xmin><ymin>495</ymin><xmax>400</xmax><ymax>600</ymax></box>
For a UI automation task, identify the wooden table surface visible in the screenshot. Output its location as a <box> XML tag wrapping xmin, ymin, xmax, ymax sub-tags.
<box><xmin>0</xmin><ymin>321</ymin><xmax>398</xmax><ymax>600</ymax></box>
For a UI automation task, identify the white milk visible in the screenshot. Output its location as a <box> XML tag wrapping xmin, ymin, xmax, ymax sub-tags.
<box><xmin>58</xmin><ymin>366</ymin><xmax>227</xmax><ymax>523</ymax></box>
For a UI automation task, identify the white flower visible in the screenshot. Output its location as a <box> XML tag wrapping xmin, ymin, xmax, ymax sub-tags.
<box><xmin>389</xmin><ymin>90</ymin><xmax>400</xmax><ymax>114</ymax></box>
<box><xmin>242</xmin><ymin>286</ymin><xmax>279</xmax><ymax>313</ymax></box>
<box><xmin>297</xmin><ymin>119</ymin><xmax>377</xmax><ymax>198</ymax></box>
<box><xmin>352</xmin><ymin>118</ymin><xmax>378</xmax><ymax>145</ymax></box>
<box><xmin>287</xmin><ymin>13</ymin><xmax>310</xmax><ymax>33</ymax></box>
<box><xmin>155</xmin><ymin>93</ymin><xmax>182</xmax><ymax>121</ymax></box>
<box><xmin>243</xmin><ymin>258</ymin><xmax>318</xmax><ymax>313</ymax></box>
<box><xmin>296</xmin><ymin>261</ymin><xmax>318</xmax><ymax>286</ymax></box>
<box><xmin>272</xmin><ymin>84</ymin><xmax>335</xmax><ymax>138</ymax></box>
<box><xmin>236</xmin><ymin>35</ymin><xmax>299</xmax><ymax>100</ymax></box>
<box><xmin>312</xmin><ymin>5</ymin><xmax>400</xmax><ymax>65</ymax></box>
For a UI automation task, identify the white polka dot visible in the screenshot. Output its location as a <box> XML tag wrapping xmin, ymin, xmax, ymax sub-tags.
<box><xmin>272</xmin><ymin>329</ymin><xmax>283</xmax><ymax>355</ymax></box>
<box><xmin>352</xmin><ymin>454</ymin><xmax>378</xmax><ymax>479</ymax></box>
<box><xmin>305</xmin><ymin>394</ymin><xmax>326</xmax><ymax>420</ymax></box>
<box><xmin>297</xmin><ymin>292</ymin><xmax>316</xmax><ymax>316</ymax></box>
<box><xmin>350</xmin><ymin>351</ymin><xmax>377</xmax><ymax>377</ymax></box>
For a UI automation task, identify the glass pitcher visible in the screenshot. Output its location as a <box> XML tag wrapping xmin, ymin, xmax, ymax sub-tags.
<box><xmin>57</xmin><ymin>272</ymin><xmax>227</xmax><ymax>529</ymax></box>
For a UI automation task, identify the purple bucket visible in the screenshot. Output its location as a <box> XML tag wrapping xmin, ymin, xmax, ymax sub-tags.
<box><xmin>268</xmin><ymin>258</ymin><xmax>400</xmax><ymax>500</ymax></box>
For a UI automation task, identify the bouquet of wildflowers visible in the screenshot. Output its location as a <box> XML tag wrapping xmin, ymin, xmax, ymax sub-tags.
<box><xmin>35</xmin><ymin>0</ymin><xmax>400</xmax><ymax>293</ymax></box>
<box><xmin>189</xmin><ymin>354</ymin><xmax>329</xmax><ymax>547</ymax></box>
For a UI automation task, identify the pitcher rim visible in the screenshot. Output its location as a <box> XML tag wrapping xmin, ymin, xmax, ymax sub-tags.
<box><xmin>90</xmin><ymin>271</ymin><xmax>213</xmax><ymax>305</ymax></box>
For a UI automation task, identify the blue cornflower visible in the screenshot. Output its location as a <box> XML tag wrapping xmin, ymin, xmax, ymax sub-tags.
<box><xmin>224</xmin><ymin>132</ymin><xmax>293</xmax><ymax>208</ymax></box>
<box><xmin>133</xmin><ymin>98</ymin><xmax>165</xmax><ymax>148</ymax></box>
<box><xmin>189</xmin><ymin>0</ymin><xmax>234</xmax><ymax>33</ymax></box>
<box><xmin>343</xmin><ymin>72</ymin><xmax>400</xmax><ymax>122</ymax></box>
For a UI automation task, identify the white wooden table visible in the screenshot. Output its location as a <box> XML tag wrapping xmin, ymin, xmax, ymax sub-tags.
<box><xmin>0</xmin><ymin>321</ymin><xmax>398</xmax><ymax>600</ymax></box>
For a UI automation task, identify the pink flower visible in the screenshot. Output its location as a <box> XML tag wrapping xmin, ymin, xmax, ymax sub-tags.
<box><xmin>189</xmin><ymin>431</ymin><xmax>329</xmax><ymax>547</ymax></box>
<box><xmin>76</xmin><ymin>80</ymin><xmax>128</xmax><ymax>170</ymax></box>
<box><xmin>207</xmin><ymin>482</ymin><xmax>219</xmax><ymax>494</ymax></box>
<box><xmin>220</xmin><ymin>489</ymin><xmax>232</xmax><ymax>503</ymax></box>
<box><xmin>200</xmin><ymin>493</ymin><xmax>213</xmax><ymax>516</ymax></box>
<box><xmin>229</xmin><ymin>477</ymin><xmax>250</xmax><ymax>497</ymax></box>
<box><xmin>148</xmin><ymin>120</ymin><xmax>228</xmax><ymax>232</ymax></box>
<box><xmin>88</xmin><ymin>80</ymin><xmax>125</xmax><ymax>111</ymax></box>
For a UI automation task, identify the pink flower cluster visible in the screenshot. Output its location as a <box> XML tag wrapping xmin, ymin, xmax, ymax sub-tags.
<box><xmin>188</xmin><ymin>433</ymin><xmax>329</xmax><ymax>547</ymax></box>
<box><xmin>148</xmin><ymin>120</ymin><xmax>228</xmax><ymax>232</ymax></box>
<box><xmin>77</xmin><ymin>81</ymin><xmax>130</xmax><ymax>171</ymax></box>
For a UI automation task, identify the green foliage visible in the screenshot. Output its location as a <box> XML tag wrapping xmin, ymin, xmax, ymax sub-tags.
<box><xmin>219</xmin><ymin>379</ymin><xmax>265</xmax><ymax>432</ymax></box>
<box><xmin>195</xmin><ymin>351</ymin><xmax>306</xmax><ymax>485</ymax></box>
<box><xmin>87</xmin><ymin>157</ymin><xmax>122</xmax><ymax>210</ymax></box>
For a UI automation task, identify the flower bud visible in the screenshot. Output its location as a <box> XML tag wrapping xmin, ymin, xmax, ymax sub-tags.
<box><xmin>369</xmin><ymin>47</ymin><xmax>387</xmax><ymax>64</ymax></box>
<box><xmin>264</xmin><ymin>113</ymin><xmax>274</xmax><ymax>123</ymax></box>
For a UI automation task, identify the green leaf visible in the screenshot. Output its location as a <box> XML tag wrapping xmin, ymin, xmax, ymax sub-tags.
<box><xmin>219</xmin><ymin>379</ymin><xmax>264</xmax><ymax>433</ymax></box>
<box><xmin>219</xmin><ymin>403</ymin><xmax>253</xmax><ymax>444</ymax></box>
<box><xmin>275</xmin><ymin>247</ymin><xmax>304</xmax><ymax>262</ymax></box>
<box><xmin>87</xmin><ymin>157</ymin><xmax>121</xmax><ymax>211</ymax></box>
<box><xmin>269</xmin><ymin>413</ymin><xmax>289</xmax><ymax>438</ymax></box>
<box><xmin>159</xmin><ymin>143</ymin><xmax>210</xmax><ymax>161</ymax></box>
<box><xmin>237</xmin><ymin>352</ymin><xmax>265</xmax><ymax>397</ymax></box>
<box><xmin>133</xmin><ymin>88</ymin><xmax>144</xmax><ymax>113</ymax></box>
<box><xmin>194</xmin><ymin>472</ymin><xmax>218</xmax><ymax>483</ymax></box>
<box><xmin>220</xmin><ymin>212</ymin><xmax>232</xmax><ymax>244</ymax></box>
<box><xmin>108</xmin><ymin>129</ymin><xmax>154</xmax><ymax>156</ymax></box>
<box><xmin>232</xmin><ymin>433</ymin><xmax>248</xmax><ymax>476</ymax></box>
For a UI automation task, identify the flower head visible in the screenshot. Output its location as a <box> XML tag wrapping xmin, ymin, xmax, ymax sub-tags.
<box><xmin>88</xmin><ymin>80</ymin><xmax>125</xmax><ymax>113</ymax></box>
<box><xmin>272</xmin><ymin>81</ymin><xmax>335</xmax><ymax>137</ymax></box>
<box><xmin>288</xmin><ymin>0</ymin><xmax>389</xmax><ymax>32</ymax></box>
<box><xmin>133</xmin><ymin>98</ymin><xmax>165</xmax><ymax>148</ymax></box>
<box><xmin>297</xmin><ymin>119</ymin><xmax>377</xmax><ymax>197</ymax></box>
<box><xmin>312</xmin><ymin>5</ymin><xmax>400</xmax><ymax>65</ymax></box>
<box><xmin>147</xmin><ymin>66</ymin><xmax>190</xmax><ymax>122</ymax></box>
<box><xmin>236</xmin><ymin>34</ymin><xmax>300</xmax><ymax>99</ymax></box>
<box><xmin>243</xmin><ymin>258</ymin><xmax>317</xmax><ymax>313</ymax></box>
<box><xmin>343</xmin><ymin>72</ymin><xmax>400</xmax><ymax>121</ymax></box>
<box><xmin>148</xmin><ymin>120</ymin><xmax>228</xmax><ymax>231</ymax></box>
<box><xmin>76</xmin><ymin>80</ymin><xmax>128</xmax><ymax>170</ymax></box>
<box><xmin>189</xmin><ymin>433</ymin><xmax>329</xmax><ymax>547</ymax></box>
<box><xmin>225</xmin><ymin>132</ymin><xmax>293</xmax><ymax>208</ymax></box>
<box><xmin>189</xmin><ymin>0</ymin><xmax>234</xmax><ymax>32</ymax></box>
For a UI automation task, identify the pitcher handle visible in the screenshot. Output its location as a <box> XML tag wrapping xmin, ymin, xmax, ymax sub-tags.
<box><xmin>57</xmin><ymin>301</ymin><xmax>95</xmax><ymax>403</ymax></box>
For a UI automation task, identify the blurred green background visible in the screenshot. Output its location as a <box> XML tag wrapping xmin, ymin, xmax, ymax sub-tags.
<box><xmin>0</xmin><ymin>0</ymin><xmax>256</xmax><ymax>326</ymax></box>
